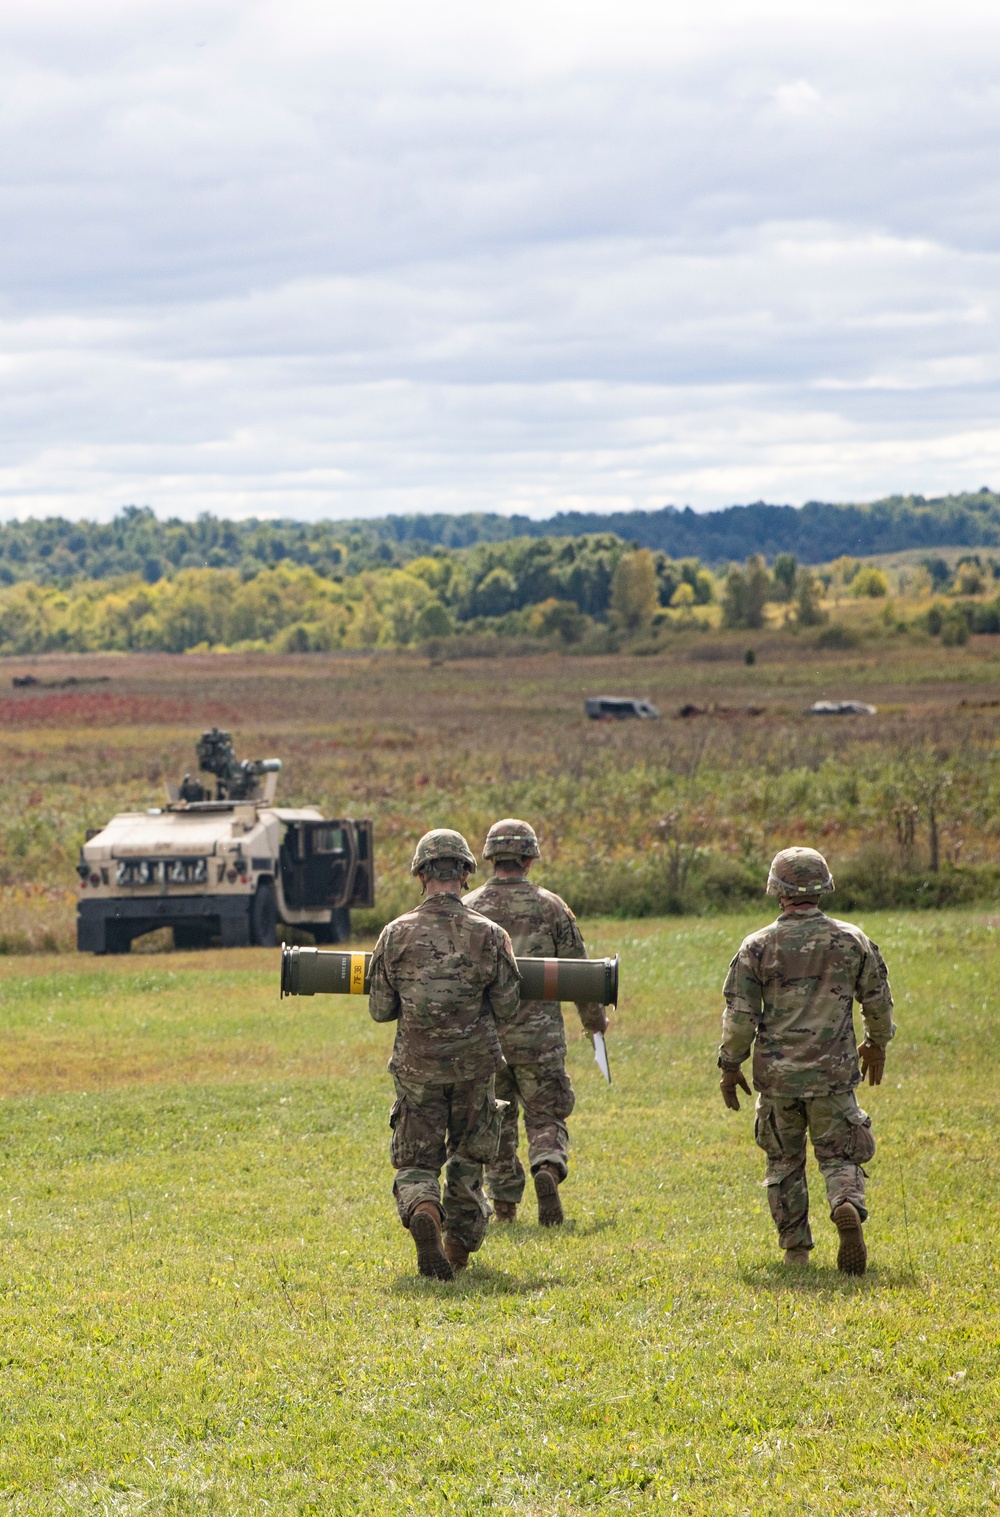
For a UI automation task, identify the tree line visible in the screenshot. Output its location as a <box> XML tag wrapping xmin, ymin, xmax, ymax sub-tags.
<box><xmin>1</xmin><ymin>490</ymin><xmax>999</xmax><ymax>587</ymax></box>
<box><xmin>0</xmin><ymin>539</ymin><xmax>702</xmax><ymax>655</ymax></box>
<box><xmin>5</xmin><ymin>535</ymin><xmax>1000</xmax><ymax>656</ymax></box>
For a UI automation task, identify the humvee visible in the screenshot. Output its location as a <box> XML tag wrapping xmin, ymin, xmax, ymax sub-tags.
<box><xmin>76</xmin><ymin>728</ymin><xmax>374</xmax><ymax>954</ymax></box>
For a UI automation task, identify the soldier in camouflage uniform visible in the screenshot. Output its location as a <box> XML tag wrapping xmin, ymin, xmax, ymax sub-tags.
<box><xmin>718</xmin><ymin>847</ymin><xmax>895</xmax><ymax>1274</ymax></box>
<box><xmin>369</xmin><ymin>829</ymin><xmax>521</xmax><ymax>1280</ymax></box>
<box><xmin>465</xmin><ymin>818</ymin><xmax>608</xmax><ymax>1227</ymax></box>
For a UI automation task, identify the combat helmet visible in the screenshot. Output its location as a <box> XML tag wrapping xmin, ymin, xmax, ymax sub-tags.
<box><xmin>766</xmin><ymin>847</ymin><xmax>834</xmax><ymax>897</ymax></box>
<box><xmin>410</xmin><ymin>829</ymin><xmax>477</xmax><ymax>877</ymax></box>
<box><xmin>483</xmin><ymin>818</ymin><xmax>541</xmax><ymax>861</ymax></box>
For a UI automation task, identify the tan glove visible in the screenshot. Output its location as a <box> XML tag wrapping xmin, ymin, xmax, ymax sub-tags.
<box><xmin>858</xmin><ymin>1041</ymin><xmax>886</xmax><ymax>1086</ymax></box>
<box><xmin>720</xmin><ymin>1068</ymin><xmax>752</xmax><ymax>1111</ymax></box>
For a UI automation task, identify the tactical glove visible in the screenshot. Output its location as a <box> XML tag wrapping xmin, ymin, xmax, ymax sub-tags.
<box><xmin>720</xmin><ymin>1067</ymin><xmax>752</xmax><ymax>1111</ymax></box>
<box><xmin>581</xmin><ymin>1005</ymin><xmax>609</xmax><ymax>1039</ymax></box>
<box><xmin>858</xmin><ymin>1041</ymin><xmax>886</xmax><ymax>1086</ymax></box>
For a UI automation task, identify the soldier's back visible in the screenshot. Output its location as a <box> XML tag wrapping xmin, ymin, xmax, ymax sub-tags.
<box><xmin>464</xmin><ymin>878</ymin><xmax>577</xmax><ymax>956</ymax></box>
<box><xmin>734</xmin><ymin>905</ymin><xmax>883</xmax><ymax>1094</ymax></box>
<box><xmin>372</xmin><ymin>893</ymin><xmax>517</xmax><ymax>1083</ymax></box>
<box><xmin>465</xmin><ymin>877</ymin><xmax>585</xmax><ymax>1061</ymax></box>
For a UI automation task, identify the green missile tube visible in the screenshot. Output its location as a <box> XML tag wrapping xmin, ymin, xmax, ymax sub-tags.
<box><xmin>280</xmin><ymin>945</ymin><xmax>618</xmax><ymax>1006</ymax></box>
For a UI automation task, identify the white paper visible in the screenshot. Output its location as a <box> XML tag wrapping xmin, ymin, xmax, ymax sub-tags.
<box><xmin>593</xmin><ymin>1031</ymin><xmax>611</xmax><ymax>1085</ymax></box>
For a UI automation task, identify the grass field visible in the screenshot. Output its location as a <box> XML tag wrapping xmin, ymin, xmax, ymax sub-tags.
<box><xmin>1</xmin><ymin>910</ymin><xmax>998</xmax><ymax>1514</ymax></box>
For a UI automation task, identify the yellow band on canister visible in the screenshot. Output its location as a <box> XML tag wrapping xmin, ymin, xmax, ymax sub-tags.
<box><xmin>349</xmin><ymin>953</ymin><xmax>366</xmax><ymax>994</ymax></box>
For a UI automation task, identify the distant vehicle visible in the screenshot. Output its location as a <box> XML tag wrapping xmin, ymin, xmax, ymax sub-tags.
<box><xmin>585</xmin><ymin>697</ymin><xmax>661</xmax><ymax>720</ymax></box>
<box><xmin>77</xmin><ymin>728</ymin><xmax>374</xmax><ymax>954</ymax></box>
<box><xmin>807</xmin><ymin>700</ymin><xmax>877</xmax><ymax>717</ymax></box>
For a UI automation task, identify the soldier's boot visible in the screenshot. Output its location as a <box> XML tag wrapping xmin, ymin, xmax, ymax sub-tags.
<box><xmin>409</xmin><ymin>1201</ymin><xmax>454</xmax><ymax>1281</ymax></box>
<box><xmin>832</xmin><ymin>1202</ymin><xmax>867</xmax><ymax>1276</ymax></box>
<box><xmin>442</xmin><ymin>1235</ymin><xmax>470</xmax><ymax>1272</ymax></box>
<box><xmin>783</xmin><ymin>1247</ymin><xmax>811</xmax><ymax>1266</ymax></box>
<box><xmin>534</xmin><ymin>1165</ymin><xmax>564</xmax><ymax>1227</ymax></box>
<box><xmin>492</xmin><ymin>1201</ymin><xmax>517</xmax><ymax>1223</ymax></box>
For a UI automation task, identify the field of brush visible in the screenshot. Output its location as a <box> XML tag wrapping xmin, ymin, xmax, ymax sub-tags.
<box><xmin>4</xmin><ymin>634</ymin><xmax>1000</xmax><ymax>949</ymax></box>
<box><xmin>1</xmin><ymin>913</ymin><xmax>998</xmax><ymax>1513</ymax></box>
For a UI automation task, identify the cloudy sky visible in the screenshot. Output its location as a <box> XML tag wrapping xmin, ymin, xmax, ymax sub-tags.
<box><xmin>1</xmin><ymin>0</ymin><xmax>998</xmax><ymax>522</ymax></box>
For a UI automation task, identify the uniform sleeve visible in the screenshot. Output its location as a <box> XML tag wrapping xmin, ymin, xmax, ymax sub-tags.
<box><xmin>855</xmin><ymin>938</ymin><xmax>895</xmax><ymax>1048</ymax></box>
<box><xmin>367</xmin><ymin>931</ymin><xmax>400</xmax><ymax>1024</ymax></box>
<box><xmin>552</xmin><ymin>899</ymin><xmax>608</xmax><ymax>1033</ymax></box>
<box><xmin>485</xmin><ymin>928</ymin><xmax>522</xmax><ymax>1025</ymax></box>
<box><xmin>718</xmin><ymin>945</ymin><xmax>761</xmax><ymax>1070</ymax></box>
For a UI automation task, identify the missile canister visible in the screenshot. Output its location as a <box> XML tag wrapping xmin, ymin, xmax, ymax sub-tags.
<box><xmin>280</xmin><ymin>944</ymin><xmax>618</xmax><ymax>1006</ymax></box>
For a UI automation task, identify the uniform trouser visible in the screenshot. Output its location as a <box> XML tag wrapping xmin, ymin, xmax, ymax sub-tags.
<box><xmin>485</xmin><ymin>1057</ymin><xmax>576</xmax><ymax>1205</ymax></box>
<box><xmin>754</xmin><ymin>1090</ymin><xmax>876</xmax><ymax>1252</ymax></box>
<box><xmin>389</xmin><ymin>1075</ymin><xmax>503</xmax><ymax>1254</ymax></box>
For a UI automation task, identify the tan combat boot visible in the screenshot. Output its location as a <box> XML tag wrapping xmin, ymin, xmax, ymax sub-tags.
<box><xmin>783</xmin><ymin>1247</ymin><xmax>811</xmax><ymax>1266</ymax></box>
<box><xmin>409</xmin><ymin>1201</ymin><xmax>453</xmax><ymax>1281</ymax></box>
<box><xmin>832</xmin><ymin>1202</ymin><xmax>867</xmax><ymax>1276</ymax></box>
<box><xmin>442</xmin><ymin>1235</ymin><xmax>470</xmax><ymax>1272</ymax></box>
<box><xmin>492</xmin><ymin>1201</ymin><xmax>517</xmax><ymax>1223</ymax></box>
<box><xmin>534</xmin><ymin>1165</ymin><xmax>564</xmax><ymax>1227</ymax></box>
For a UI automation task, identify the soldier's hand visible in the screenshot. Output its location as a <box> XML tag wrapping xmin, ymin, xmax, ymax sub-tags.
<box><xmin>858</xmin><ymin>1041</ymin><xmax>886</xmax><ymax>1086</ymax></box>
<box><xmin>720</xmin><ymin>1068</ymin><xmax>752</xmax><ymax>1111</ymax></box>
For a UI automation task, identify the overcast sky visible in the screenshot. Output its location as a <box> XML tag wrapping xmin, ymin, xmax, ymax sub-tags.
<box><xmin>1</xmin><ymin>0</ymin><xmax>998</xmax><ymax>522</ymax></box>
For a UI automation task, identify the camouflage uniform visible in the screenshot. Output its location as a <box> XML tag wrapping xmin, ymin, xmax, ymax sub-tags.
<box><xmin>369</xmin><ymin>888</ymin><xmax>521</xmax><ymax>1255</ymax></box>
<box><xmin>720</xmin><ymin>849</ymin><xmax>895</xmax><ymax>1253</ymax></box>
<box><xmin>465</xmin><ymin>870</ymin><xmax>606</xmax><ymax>1204</ymax></box>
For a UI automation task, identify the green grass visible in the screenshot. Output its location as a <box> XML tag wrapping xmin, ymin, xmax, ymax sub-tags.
<box><xmin>1</xmin><ymin>912</ymin><xmax>999</xmax><ymax>1513</ymax></box>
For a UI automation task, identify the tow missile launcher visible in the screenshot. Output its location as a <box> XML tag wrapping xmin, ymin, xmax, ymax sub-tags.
<box><xmin>280</xmin><ymin>944</ymin><xmax>619</xmax><ymax>1006</ymax></box>
<box><xmin>77</xmin><ymin>728</ymin><xmax>374</xmax><ymax>955</ymax></box>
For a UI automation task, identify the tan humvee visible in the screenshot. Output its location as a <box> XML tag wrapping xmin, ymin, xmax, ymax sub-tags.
<box><xmin>77</xmin><ymin>728</ymin><xmax>373</xmax><ymax>954</ymax></box>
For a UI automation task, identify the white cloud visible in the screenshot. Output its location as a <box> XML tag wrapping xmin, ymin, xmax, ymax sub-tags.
<box><xmin>0</xmin><ymin>0</ymin><xmax>998</xmax><ymax>519</ymax></box>
<box><xmin>772</xmin><ymin>80</ymin><xmax>824</xmax><ymax>115</ymax></box>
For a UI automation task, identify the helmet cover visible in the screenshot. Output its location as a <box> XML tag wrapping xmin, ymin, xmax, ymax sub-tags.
<box><xmin>766</xmin><ymin>846</ymin><xmax>834</xmax><ymax>897</ymax></box>
<box><xmin>410</xmin><ymin>828</ymin><xmax>477</xmax><ymax>877</ymax></box>
<box><xmin>483</xmin><ymin>817</ymin><xmax>541</xmax><ymax>860</ymax></box>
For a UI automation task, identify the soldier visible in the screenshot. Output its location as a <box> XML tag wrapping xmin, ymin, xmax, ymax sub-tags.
<box><xmin>719</xmin><ymin>847</ymin><xmax>895</xmax><ymax>1274</ymax></box>
<box><xmin>368</xmin><ymin>829</ymin><xmax>520</xmax><ymax>1280</ymax></box>
<box><xmin>465</xmin><ymin>818</ymin><xmax>608</xmax><ymax>1227</ymax></box>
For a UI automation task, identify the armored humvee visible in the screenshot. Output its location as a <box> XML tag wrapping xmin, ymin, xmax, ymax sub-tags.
<box><xmin>76</xmin><ymin>728</ymin><xmax>374</xmax><ymax>954</ymax></box>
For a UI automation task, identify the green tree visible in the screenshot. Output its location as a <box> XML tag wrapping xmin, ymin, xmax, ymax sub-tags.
<box><xmin>414</xmin><ymin>601</ymin><xmax>453</xmax><ymax>640</ymax></box>
<box><xmin>473</xmin><ymin>567</ymin><xmax>518</xmax><ymax>618</ymax></box>
<box><xmin>722</xmin><ymin>555</ymin><xmax>770</xmax><ymax>629</ymax></box>
<box><xmin>772</xmin><ymin>553</ymin><xmax>798</xmax><ymax>601</ymax></box>
<box><xmin>610</xmin><ymin>549</ymin><xmax>658</xmax><ymax>633</ymax></box>
<box><xmin>794</xmin><ymin>568</ymin><xmax>826</xmax><ymax>627</ymax></box>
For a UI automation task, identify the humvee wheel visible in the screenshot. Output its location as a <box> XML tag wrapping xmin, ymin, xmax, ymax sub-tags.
<box><xmin>251</xmin><ymin>881</ymin><xmax>278</xmax><ymax>947</ymax></box>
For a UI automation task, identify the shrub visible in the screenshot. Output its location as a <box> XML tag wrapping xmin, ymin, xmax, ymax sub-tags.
<box><xmin>941</xmin><ymin>611</ymin><xmax>970</xmax><ymax>646</ymax></box>
<box><xmin>850</xmin><ymin>567</ymin><xmax>889</xmax><ymax>597</ymax></box>
<box><xmin>814</xmin><ymin>623</ymin><xmax>860</xmax><ymax>650</ymax></box>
